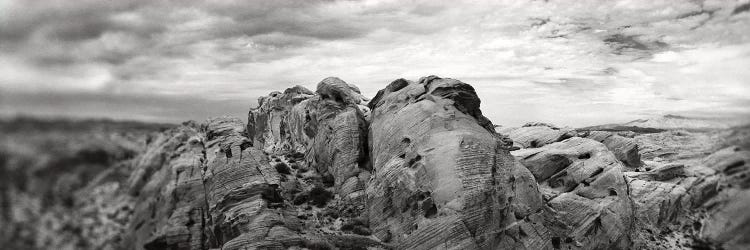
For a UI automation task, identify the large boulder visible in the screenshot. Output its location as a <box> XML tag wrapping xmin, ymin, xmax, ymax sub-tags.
<box><xmin>367</xmin><ymin>76</ymin><xmax>547</xmax><ymax>249</ymax></box>
<box><xmin>623</xmin><ymin>145</ymin><xmax>750</xmax><ymax>249</ymax></box>
<box><xmin>584</xmin><ymin>131</ymin><xmax>641</xmax><ymax>168</ymax></box>
<box><xmin>505</xmin><ymin>123</ymin><xmax>576</xmax><ymax>148</ymax></box>
<box><xmin>699</xmin><ymin>147</ymin><xmax>750</xmax><ymax>249</ymax></box>
<box><xmin>513</xmin><ymin>137</ymin><xmax>635</xmax><ymax>249</ymax></box>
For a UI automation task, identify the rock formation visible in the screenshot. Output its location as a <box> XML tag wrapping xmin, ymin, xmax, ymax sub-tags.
<box><xmin>367</xmin><ymin>76</ymin><xmax>541</xmax><ymax>249</ymax></box>
<box><xmin>2</xmin><ymin>77</ymin><xmax>749</xmax><ymax>250</ymax></box>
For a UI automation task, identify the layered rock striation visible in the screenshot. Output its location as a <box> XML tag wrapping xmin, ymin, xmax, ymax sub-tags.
<box><xmin>4</xmin><ymin>76</ymin><xmax>748</xmax><ymax>250</ymax></box>
<box><xmin>109</xmin><ymin>76</ymin><xmax>750</xmax><ymax>249</ymax></box>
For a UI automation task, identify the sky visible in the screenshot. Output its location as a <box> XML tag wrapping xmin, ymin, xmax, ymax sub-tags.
<box><xmin>1</xmin><ymin>0</ymin><xmax>749</xmax><ymax>127</ymax></box>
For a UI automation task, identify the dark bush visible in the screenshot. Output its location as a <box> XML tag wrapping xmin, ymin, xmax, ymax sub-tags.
<box><xmin>308</xmin><ymin>186</ymin><xmax>334</xmax><ymax>207</ymax></box>
<box><xmin>321</xmin><ymin>174</ymin><xmax>335</xmax><ymax>187</ymax></box>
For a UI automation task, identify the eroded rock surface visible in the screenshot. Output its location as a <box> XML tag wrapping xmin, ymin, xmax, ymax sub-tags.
<box><xmin>512</xmin><ymin>137</ymin><xmax>634</xmax><ymax>249</ymax></box>
<box><xmin>503</xmin><ymin>123</ymin><xmax>576</xmax><ymax>148</ymax></box>
<box><xmin>367</xmin><ymin>76</ymin><xmax>545</xmax><ymax>249</ymax></box>
<box><xmin>3</xmin><ymin>77</ymin><xmax>749</xmax><ymax>250</ymax></box>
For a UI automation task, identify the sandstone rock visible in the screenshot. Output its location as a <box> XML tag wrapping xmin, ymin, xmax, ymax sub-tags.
<box><xmin>317</xmin><ymin>76</ymin><xmax>368</xmax><ymax>105</ymax></box>
<box><xmin>584</xmin><ymin>131</ymin><xmax>641</xmax><ymax>168</ymax></box>
<box><xmin>367</xmin><ymin>76</ymin><xmax>547</xmax><ymax>249</ymax></box>
<box><xmin>626</xmin><ymin>172</ymin><xmax>691</xmax><ymax>246</ymax></box>
<box><xmin>513</xmin><ymin>137</ymin><xmax>634</xmax><ymax>249</ymax></box>
<box><xmin>5</xmin><ymin>78</ymin><xmax>750</xmax><ymax>250</ymax></box>
<box><xmin>506</xmin><ymin>124</ymin><xmax>576</xmax><ymax>148</ymax></box>
<box><xmin>247</xmin><ymin>86</ymin><xmax>314</xmax><ymax>153</ymax></box>
<box><xmin>698</xmin><ymin>147</ymin><xmax>750</xmax><ymax>249</ymax></box>
<box><xmin>123</xmin><ymin>124</ymin><xmax>206</xmax><ymax>250</ymax></box>
<box><xmin>619</xmin><ymin>145</ymin><xmax>750</xmax><ymax>249</ymax></box>
<box><xmin>247</xmin><ymin>79</ymin><xmax>369</xmax><ymax>202</ymax></box>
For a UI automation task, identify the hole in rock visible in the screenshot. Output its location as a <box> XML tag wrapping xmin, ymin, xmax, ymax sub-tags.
<box><xmin>551</xmin><ymin>237</ymin><xmax>561</xmax><ymax>249</ymax></box>
<box><xmin>724</xmin><ymin>160</ymin><xmax>746</xmax><ymax>175</ymax></box>
<box><xmin>578</xmin><ymin>153</ymin><xmax>591</xmax><ymax>159</ymax></box>
<box><xmin>609</xmin><ymin>189</ymin><xmax>618</xmax><ymax>196</ymax></box>
<box><xmin>589</xmin><ymin>168</ymin><xmax>604</xmax><ymax>178</ymax></box>
<box><xmin>423</xmin><ymin>199</ymin><xmax>438</xmax><ymax>218</ymax></box>
<box><xmin>408</xmin><ymin>155</ymin><xmax>422</xmax><ymax>167</ymax></box>
<box><xmin>558</xmin><ymin>133</ymin><xmax>573</xmax><ymax>141</ymax></box>
<box><xmin>402</xmin><ymin>137</ymin><xmax>411</xmax><ymax>144</ymax></box>
<box><xmin>693</xmin><ymin>221</ymin><xmax>702</xmax><ymax>231</ymax></box>
<box><xmin>274</xmin><ymin>163</ymin><xmax>291</xmax><ymax>175</ymax></box>
<box><xmin>239</xmin><ymin>140</ymin><xmax>252</xmax><ymax>151</ymax></box>
<box><xmin>519</xmin><ymin>228</ymin><xmax>528</xmax><ymax>237</ymax></box>
<box><xmin>530</xmin><ymin>140</ymin><xmax>539</xmax><ymax>148</ymax></box>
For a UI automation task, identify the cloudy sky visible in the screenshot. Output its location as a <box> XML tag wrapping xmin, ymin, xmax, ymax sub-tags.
<box><xmin>1</xmin><ymin>0</ymin><xmax>749</xmax><ymax>127</ymax></box>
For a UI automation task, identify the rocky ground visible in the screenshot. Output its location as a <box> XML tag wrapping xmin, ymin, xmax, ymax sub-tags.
<box><xmin>1</xmin><ymin>76</ymin><xmax>748</xmax><ymax>250</ymax></box>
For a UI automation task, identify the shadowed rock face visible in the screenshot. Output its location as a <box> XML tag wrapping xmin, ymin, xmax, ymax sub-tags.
<box><xmin>3</xmin><ymin>77</ymin><xmax>749</xmax><ymax>250</ymax></box>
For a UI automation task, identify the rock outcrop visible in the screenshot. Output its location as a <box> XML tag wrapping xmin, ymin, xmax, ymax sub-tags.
<box><xmin>2</xmin><ymin>77</ymin><xmax>749</xmax><ymax>250</ymax></box>
<box><xmin>502</xmin><ymin>123</ymin><xmax>576</xmax><ymax>148</ymax></box>
<box><xmin>512</xmin><ymin>137</ymin><xmax>634</xmax><ymax>249</ymax></box>
<box><xmin>583</xmin><ymin>131</ymin><xmax>641</xmax><ymax>168</ymax></box>
<box><xmin>126</xmin><ymin>116</ymin><xmax>387</xmax><ymax>250</ymax></box>
<box><xmin>247</xmin><ymin>77</ymin><xmax>370</xmax><ymax>201</ymax></box>
<box><xmin>367</xmin><ymin>76</ymin><xmax>543</xmax><ymax>249</ymax></box>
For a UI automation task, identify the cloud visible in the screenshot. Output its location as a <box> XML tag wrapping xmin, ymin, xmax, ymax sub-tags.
<box><xmin>1</xmin><ymin>0</ymin><xmax>749</xmax><ymax>126</ymax></box>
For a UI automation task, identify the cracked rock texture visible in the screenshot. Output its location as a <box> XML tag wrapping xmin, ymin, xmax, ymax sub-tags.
<box><xmin>2</xmin><ymin>77</ymin><xmax>749</xmax><ymax>250</ymax></box>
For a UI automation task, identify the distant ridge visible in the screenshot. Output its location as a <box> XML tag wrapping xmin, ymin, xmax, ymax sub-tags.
<box><xmin>581</xmin><ymin>114</ymin><xmax>750</xmax><ymax>132</ymax></box>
